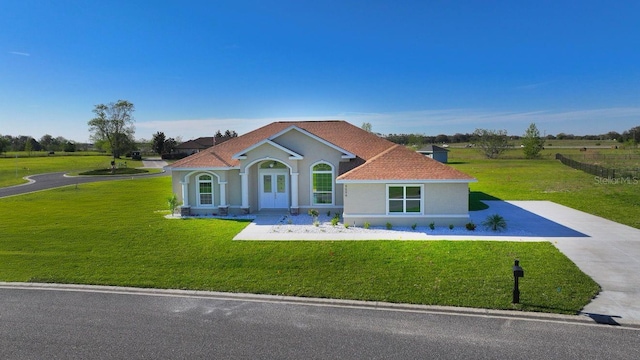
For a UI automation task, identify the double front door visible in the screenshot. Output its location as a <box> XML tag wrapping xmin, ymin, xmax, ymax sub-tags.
<box><xmin>259</xmin><ymin>170</ymin><xmax>289</xmax><ymax>209</ymax></box>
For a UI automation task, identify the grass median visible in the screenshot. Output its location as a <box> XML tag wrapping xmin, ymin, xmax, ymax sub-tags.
<box><xmin>0</xmin><ymin>176</ymin><xmax>599</xmax><ymax>314</ymax></box>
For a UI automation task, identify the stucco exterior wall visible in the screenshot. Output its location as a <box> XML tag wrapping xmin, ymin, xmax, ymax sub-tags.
<box><xmin>272</xmin><ymin>129</ymin><xmax>345</xmax><ymax>208</ymax></box>
<box><xmin>341</xmin><ymin>182</ymin><xmax>470</xmax><ymax>227</ymax></box>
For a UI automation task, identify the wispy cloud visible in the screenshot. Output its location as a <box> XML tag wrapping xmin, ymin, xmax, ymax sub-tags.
<box><xmin>136</xmin><ymin>107</ymin><xmax>640</xmax><ymax>139</ymax></box>
<box><xmin>9</xmin><ymin>51</ymin><xmax>30</xmax><ymax>56</ymax></box>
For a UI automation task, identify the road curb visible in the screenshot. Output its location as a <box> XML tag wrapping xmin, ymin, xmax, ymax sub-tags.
<box><xmin>2</xmin><ymin>282</ymin><xmax>638</xmax><ymax>329</ymax></box>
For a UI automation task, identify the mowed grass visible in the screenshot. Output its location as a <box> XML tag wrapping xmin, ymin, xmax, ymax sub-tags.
<box><xmin>0</xmin><ymin>154</ymin><xmax>144</xmax><ymax>187</ymax></box>
<box><xmin>0</xmin><ymin>176</ymin><xmax>598</xmax><ymax>314</ymax></box>
<box><xmin>450</xmin><ymin>148</ymin><xmax>640</xmax><ymax>229</ymax></box>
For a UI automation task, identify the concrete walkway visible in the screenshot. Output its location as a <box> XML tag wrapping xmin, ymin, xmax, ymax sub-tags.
<box><xmin>235</xmin><ymin>201</ymin><xmax>640</xmax><ymax>326</ymax></box>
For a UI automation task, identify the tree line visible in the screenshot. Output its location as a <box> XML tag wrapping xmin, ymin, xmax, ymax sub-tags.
<box><xmin>0</xmin><ymin>134</ymin><xmax>78</xmax><ymax>154</ymax></box>
<box><xmin>384</xmin><ymin>128</ymin><xmax>639</xmax><ymax>146</ymax></box>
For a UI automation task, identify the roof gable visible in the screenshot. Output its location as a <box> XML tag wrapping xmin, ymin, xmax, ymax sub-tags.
<box><xmin>270</xmin><ymin>125</ymin><xmax>356</xmax><ymax>159</ymax></box>
<box><xmin>232</xmin><ymin>139</ymin><xmax>304</xmax><ymax>160</ymax></box>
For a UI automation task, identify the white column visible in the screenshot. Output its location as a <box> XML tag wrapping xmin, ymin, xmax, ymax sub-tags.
<box><xmin>290</xmin><ymin>172</ymin><xmax>299</xmax><ymax>209</ymax></box>
<box><xmin>240</xmin><ymin>172</ymin><xmax>249</xmax><ymax>209</ymax></box>
<box><xmin>219</xmin><ymin>181</ymin><xmax>227</xmax><ymax>206</ymax></box>
<box><xmin>180</xmin><ymin>181</ymin><xmax>189</xmax><ymax>206</ymax></box>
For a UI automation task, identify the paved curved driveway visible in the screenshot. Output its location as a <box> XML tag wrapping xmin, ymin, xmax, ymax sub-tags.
<box><xmin>0</xmin><ymin>159</ymin><xmax>169</xmax><ymax>198</ymax></box>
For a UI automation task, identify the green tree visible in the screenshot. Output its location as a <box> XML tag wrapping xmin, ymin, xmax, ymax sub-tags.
<box><xmin>64</xmin><ymin>141</ymin><xmax>77</xmax><ymax>152</ymax></box>
<box><xmin>471</xmin><ymin>129</ymin><xmax>512</xmax><ymax>159</ymax></box>
<box><xmin>361</xmin><ymin>122</ymin><xmax>372</xmax><ymax>132</ymax></box>
<box><xmin>522</xmin><ymin>123</ymin><xmax>545</xmax><ymax>159</ymax></box>
<box><xmin>164</xmin><ymin>137</ymin><xmax>178</xmax><ymax>154</ymax></box>
<box><xmin>0</xmin><ymin>135</ymin><xmax>9</xmax><ymax>155</ymax></box>
<box><xmin>88</xmin><ymin>100</ymin><xmax>135</xmax><ymax>161</ymax></box>
<box><xmin>24</xmin><ymin>137</ymin><xmax>33</xmax><ymax>156</ymax></box>
<box><xmin>152</xmin><ymin>131</ymin><xmax>166</xmax><ymax>155</ymax></box>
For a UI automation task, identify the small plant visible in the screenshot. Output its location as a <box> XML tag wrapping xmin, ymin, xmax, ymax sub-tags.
<box><xmin>364</xmin><ymin>222</ymin><xmax>370</xmax><ymax>229</ymax></box>
<box><xmin>167</xmin><ymin>194</ymin><xmax>181</xmax><ymax>215</ymax></box>
<box><xmin>344</xmin><ymin>223</ymin><xmax>350</xmax><ymax>229</ymax></box>
<box><xmin>449</xmin><ymin>224</ymin><xmax>454</xmax><ymax>230</ymax></box>
<box><xmin>386</xmin><ymin>222</ymin><xmax>392</xmax><ymax>230</ymax></box>
<box><xmin>331</xmin><ymin>217</ymin><xmax>339</xmax><ymax>226</ymax></box>
<box><xmin>429</xmin><ymin>222</ymin><xmax>435</xmax><ymax>230</ymax></box>
<box><xmin>308</xmin><ymin>209</ymin><xmax>319</xmax><ymax>218</ymax></box>
<box><xmin>465</xmin><ymin>222</ymin><xmax>477</xmax><ymax>231</ymax></box>
<box><xmin>411</xmin><ymin>223</ymin><xmax>417</xmax><ymax>230</ymax></box>
<box><xmin>327</xmin><ymin>210</ymin><xmax>331</xmax><ymax>217</ymax></box>
<box><xmin>313</xmin><ymin>220</ymin><xmax>320</xmax><ymax>227</ymax></box>
<box><xmin>482</xmin><ymin>214</ymin><xmax>507</xmax><ymax>231</ymax></box>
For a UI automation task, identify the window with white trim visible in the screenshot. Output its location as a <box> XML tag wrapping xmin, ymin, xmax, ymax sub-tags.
<box><xmin>197</xmin><ymin>174</ymin><xmax>214</xmax><ymax>206</ymax></box>
<box><xmin>388</xmin><ymin>185</ymin><xmax>422</xmax><ymax>214</ymax></box>
<box><xmin>312</xmin><ymin>162</ymin><xmax>333</xmax><ymax>205</ymax></box>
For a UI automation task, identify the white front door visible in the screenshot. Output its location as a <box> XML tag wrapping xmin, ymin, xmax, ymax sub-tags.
<box><xmin>260</xmin><ymin>170</ymin><xmax>289</xmax><ymax>209</ymax></box>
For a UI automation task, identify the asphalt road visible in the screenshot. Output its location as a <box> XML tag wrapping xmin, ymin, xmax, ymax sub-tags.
<box><xmin>0</xmin><ymin>285</ymin><xmax>638</xmax><ymax>360</ymax></box>
<box><xmin>0</xmin><ymin>171</ymin><xmax>168</xmax><ymax>198</ymax></box>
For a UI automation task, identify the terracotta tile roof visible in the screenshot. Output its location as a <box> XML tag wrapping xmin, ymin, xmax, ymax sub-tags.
<box><xmin>337</xmin><ymin>144</ymin><xmax>474</xmax><ymax>181</ymax></box>
<box><xmin>170</xmin><ymin>120</ymin><xmax>475</xmax><ymax>181</ymax></box>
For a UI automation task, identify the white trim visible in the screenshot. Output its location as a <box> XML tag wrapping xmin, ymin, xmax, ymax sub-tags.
<box><xmin>196</xmin><ymin>173</ymin><xmax>215</xmax><ymax>208</ymax></box>
<box><xmin>232</xmin><ymin>139</ymin><xmax>303</xmax><ymax>160</ymax></box>
<box><xmin>336</xmin><ymin>179</ymin><xmax>477</xmax><ymax>184</ymax></box>
<box><xmin>386</xmin><ymin>184</ymin><xmax>424</xmax><ymax>215</ymax></box>
<box><xmin>173</xmin><ymin>167</ymin><xmax>240</xmax><ymax>171</ymax></box>
<box><xmin>341</xmin><ymin>213</ymin><xmax>469</xmax><ymax>219</ymax></box>
<box><xmin>310</xmin><ymin>161</ymin><xmax>335</xmax><ymax>206</ymax></box>
<box><xmin>269</xmin><ymin>125</ymin><xmax>356</xmax><ymax>159</ymax></box>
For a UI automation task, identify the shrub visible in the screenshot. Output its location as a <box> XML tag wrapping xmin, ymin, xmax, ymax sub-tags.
<box><xmin>327</xmin><ymin>210</ymin><xmax>331</xmax><ymax>217</ymax></box>
<box><xmin>411</xmin><ymin>223</ymin><xmax>417</xmax><ymax>230</ymax></box>
<box><xmin>344</xmin><ymin>223</ymin><xmax>350</xmax><ymax>229</ymax></box>
<box><xmin>364</xmin><ymin>222</ymin><xmax>370</xmax><ymax>229</ymax></box>
<box><xmin>465</xmin><ymin>222</ymin><xmax>477</xmax><ymax>231</ymax></box>
<box><xmin>482</xmin><ymin>214</ymin><xmax>507</xmax><ymax>231</ymax></box>
<box><xmin>449</xmin><ymin>224</ymin><xmax>454</xmax><ymax>230</ymax></box>
<box><xmin>429</xmin><ymin>222</ymin><xmax>435</xmax><ymax>230</ymax></box>
<box><xmin>167</xmin><ymin>194</ymin><xmax>180</xmax><ymax>215</ymax></box>
<box><xmin>308</xmin><ymin>209</ymin><xmax>319</xmax><ymax>221</ymax></box>
<box><xmin>331</xmin><ymin>217</ymin><xmax>339</xmax><ymax>226</ymax></box>
<box><xmin>386</xmin><ymin>222</ymin><xmax>392</xmax><ymax>230</ymax></box>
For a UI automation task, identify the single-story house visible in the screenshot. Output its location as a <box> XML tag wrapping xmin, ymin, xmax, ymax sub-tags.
<box><xmin>417</xmin><ymin>144</ymin><xmax>449</xmax><ymax>163</ymax></box>
<box><xmin>170</xmin><ymin>121</ymin><xmax>476</xmax><ymax>226</ymax></box>
<box><xmin>174</xmin><ymin>137</ymin><xmax>216</xmax><ymax>155</ymax></box>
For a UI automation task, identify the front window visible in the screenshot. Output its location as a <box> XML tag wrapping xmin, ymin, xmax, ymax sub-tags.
<box><xmin>312</xmin><ymin>162</ymin><xmax>333</xmax><ymax>205</ymax></box>
<box><xmin>197</xmin><ymin>174</ymin><xmax>214</xmax><ymax>206</ymax></box>
<box><xmin>388</xmin><ymin>185</ymin><xmax>422</xmax><ymax>214</ymax></box>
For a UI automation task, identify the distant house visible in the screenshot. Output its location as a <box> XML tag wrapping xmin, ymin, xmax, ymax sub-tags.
<box><xmin>417</xmin><ymin>145</ymin><xmax>449</xmax><ymax>163</ymax></box>
<box><xmin>174</xmin><ymin>137</ymin><xmax>216</xmax><ymax>155</ymax></box>
<box><xmin>175</xmin><ymin>135</ymin><xmax>237</xmax><ymax>155</ymax></box>
<box><xmin>170</xmin><ymin>121</ymin><xmax>476</xmax><ymax>226</ymax></box>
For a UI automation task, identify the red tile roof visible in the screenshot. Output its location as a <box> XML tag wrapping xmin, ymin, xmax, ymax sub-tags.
<box><xmin>170</xmin><ymin>120</ymin><xmax>474</xmax><ymax>181</ymax></box>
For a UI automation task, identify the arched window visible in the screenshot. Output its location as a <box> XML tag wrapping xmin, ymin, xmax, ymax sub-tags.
<box><xmin>197</xmin><ymin>174</ymin><xmax>214</xmax><ymax>207</ymax></box>
<box><xmin>311</xmin><ymin>162</ymin><xmax>333</xmax><ymax>205</ymax></box>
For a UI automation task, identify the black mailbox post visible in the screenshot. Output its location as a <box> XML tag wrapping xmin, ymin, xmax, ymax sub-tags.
<box><xmin>512</xmin><ymin>260</ymin><xmax>524</xmax><ymax>303</ymax></box>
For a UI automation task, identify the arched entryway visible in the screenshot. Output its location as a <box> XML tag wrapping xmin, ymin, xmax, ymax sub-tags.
<box><xmin>258</xmin><ymin>161</ymin><xmax>289</xmax><ymax>210</ymax></box>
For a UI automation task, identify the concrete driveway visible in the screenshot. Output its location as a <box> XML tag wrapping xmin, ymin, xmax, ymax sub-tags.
<box><xmin>236</xmin><ymin>200</ymin><xmax>640</xmax><ymax>326</ymax></box>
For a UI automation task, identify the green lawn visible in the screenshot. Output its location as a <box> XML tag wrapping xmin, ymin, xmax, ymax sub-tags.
<box><xmin>0</xmin><ymin>176</ymin><xmax>599</xmax><ymax>314</ymax></box>
<box><xmin>0</xmin><ymin>154</ymin><xmax>144</xmax><ymax>187</ymax></box>
<box><xmin>450</xmin><ymin>148</ymin><xmax>640</xmax><ymax>229</ymax></box>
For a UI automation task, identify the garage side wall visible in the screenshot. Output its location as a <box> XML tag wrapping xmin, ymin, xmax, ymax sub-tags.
<box><xmin>341</xmin><ymin>182</ymin><xmax>470</xmax><ymax>227</ymax></box>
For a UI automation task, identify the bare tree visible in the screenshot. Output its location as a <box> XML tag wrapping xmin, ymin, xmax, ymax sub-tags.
<box><xmin>472</xmin><ymin>129</ymin><xmax>512</xmax><ymax>159</ymax></box>
<box><xmin>88</xmin><ymin>100</ymin><xmax>135</xmax><ymax>164</ymax></box>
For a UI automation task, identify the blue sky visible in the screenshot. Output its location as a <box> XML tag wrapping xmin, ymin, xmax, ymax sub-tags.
<box><xmin>2</xmin><ymin>0</ymin><xmax>639</xmax><ymax>142</ymax></box>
